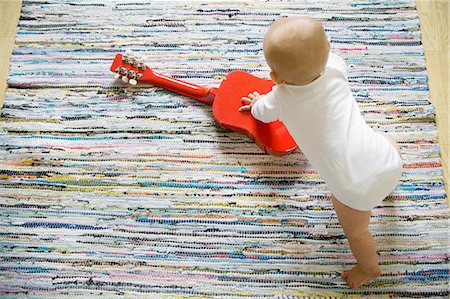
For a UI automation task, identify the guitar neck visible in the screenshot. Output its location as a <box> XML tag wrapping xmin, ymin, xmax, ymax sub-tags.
<box><xmin>142</xmin><ymin>70</ymin><xmax>215</xmax><ymax>105</ymax></box>
<box><xmin>111</xmin><ymin>54</ymin><xmax>215</xmax><ymax>105</ymax></box>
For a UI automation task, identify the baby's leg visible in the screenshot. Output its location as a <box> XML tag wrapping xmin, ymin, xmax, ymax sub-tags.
<box><xmin>331</xmin><ymin>196</ymin><xmax>381</xmax><ymax>289</ymax></box>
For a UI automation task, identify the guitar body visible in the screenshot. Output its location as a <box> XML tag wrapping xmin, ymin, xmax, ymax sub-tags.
<box><xmin>213</xmin><ymin>71</ymin><xmax>296</xmax><ymax>156</ymax></box>
<box><xmin>110</xmin><ymin>53</ymin><xmax>297</xmax><ymax>156</ymax></box>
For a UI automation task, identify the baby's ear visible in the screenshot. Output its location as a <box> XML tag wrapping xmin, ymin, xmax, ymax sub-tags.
<box><xmin>270</xmin><ymin>71</ymin><xmax>285</xmax><ymax>85</ymax></box>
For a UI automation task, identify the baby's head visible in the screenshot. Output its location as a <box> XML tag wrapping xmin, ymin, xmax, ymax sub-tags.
<box><xmin>263</xmin><ymin>16</ymin><xmax>330</xmax><ymax>85</ymax></box>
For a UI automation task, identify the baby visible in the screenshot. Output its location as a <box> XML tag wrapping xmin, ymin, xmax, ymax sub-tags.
<box><xmin>239</xmin><ymin>16</ymin><xmax>403</xmax><ymax>289</ymax></box>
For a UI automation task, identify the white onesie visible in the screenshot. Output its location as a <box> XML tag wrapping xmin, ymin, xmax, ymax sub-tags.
<box><xmin>251</xmin><ymin>52</ymin><xmax>403</xmax><ymax>211</ymax></box>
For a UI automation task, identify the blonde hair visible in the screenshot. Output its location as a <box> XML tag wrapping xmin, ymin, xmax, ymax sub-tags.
<box><xmin>263</xmin><ymin>16</ymin><xmax>330</xmax><ymax>85</ymax></box>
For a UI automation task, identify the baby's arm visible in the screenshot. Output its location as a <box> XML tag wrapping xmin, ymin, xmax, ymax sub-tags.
<box><xmin>239</xmin><ymin>91</ymin><xmax>279</xmax><ymax>123</ymax></box>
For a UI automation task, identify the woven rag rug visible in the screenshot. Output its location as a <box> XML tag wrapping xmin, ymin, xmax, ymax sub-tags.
<box><xmin>1</xmin><ymin>0</ymin><xmax>449</xmax><ymax>298</ymax></box>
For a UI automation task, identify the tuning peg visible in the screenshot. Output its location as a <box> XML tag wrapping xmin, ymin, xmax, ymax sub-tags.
<box><xmin>138</xmin><ymin>62</ymin><xmax>146</xmax><ymax>71</ymax></box>
<box><xmin>120</xmin><ymin>69</ymin><xmax>129</xmax><ymax>83</ymax></box>
<box><xmin>124</xmin><ymin>49</ymin><xmax>135</xmax><ymax>64</ymax></box>
<box><xmin>134</xmin><ymin>53</ymin><xmax>142</xmax><ymax>62</ymax></box>
<box><xmin>114</xmin><ymin>67</ymin><xmax>122</xmax><ymax>79</ymax></box>
<box><xmin>128</xmin><ymin>70</ymin><xmax>138</xmax><ymax>85</ymax></box>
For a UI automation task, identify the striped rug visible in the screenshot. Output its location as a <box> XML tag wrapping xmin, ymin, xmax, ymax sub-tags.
<box><xmin>1</xmin><ymin>0</ymin><xmax>449</xmax><ymax>298</ymax></box>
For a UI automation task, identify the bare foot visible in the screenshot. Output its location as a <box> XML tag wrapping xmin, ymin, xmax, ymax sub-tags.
<box><xmin>341</xmin><ymin>264</ymin><xmax>381</xmax><ymax>289</ymax></box>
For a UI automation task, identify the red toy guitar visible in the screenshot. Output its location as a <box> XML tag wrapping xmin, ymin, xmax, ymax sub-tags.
<box><xmin>110</xmin><ymin>51</ymin><xmax>297</xmax><ymax>156</ymax></box>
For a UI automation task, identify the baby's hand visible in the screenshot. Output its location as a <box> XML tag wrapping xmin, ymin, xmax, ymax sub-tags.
<box><xmin>239</xmin><ymin>91</ymin><xmax>262</xmax><ymax>112</ymax></box>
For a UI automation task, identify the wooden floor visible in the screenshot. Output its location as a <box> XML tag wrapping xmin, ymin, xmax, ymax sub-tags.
<box><xmin>0</xmin><ymin>0</ymin><xmax>448</xmax><ymax>196</ymax></box>
<box><xmin>415</xmin><ymin>0</ymin><xmax>449</xmax><ymax>196</ymax></box>
<box><xmin>0</xmin><ymin>0</ymin><xmax>21</xmax><ymax>106</ymax></box>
